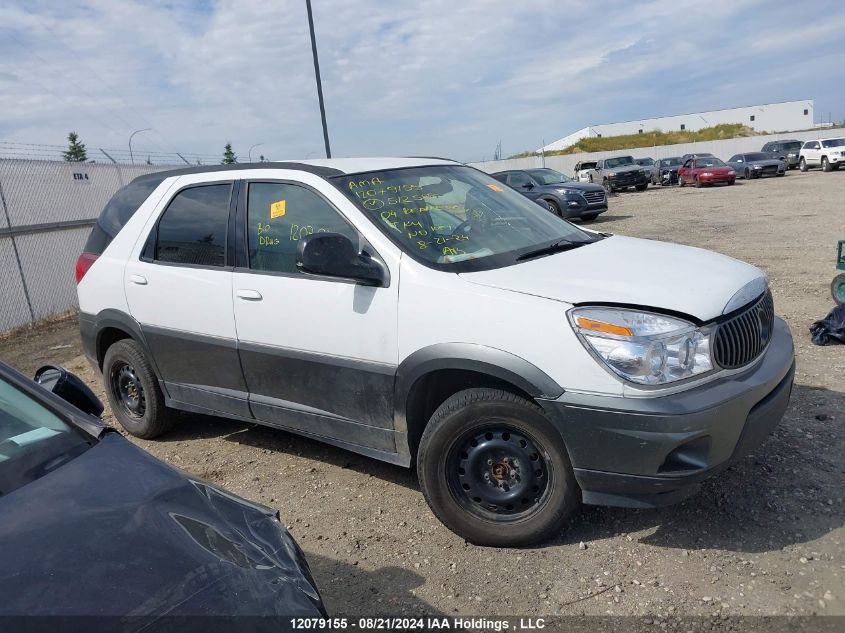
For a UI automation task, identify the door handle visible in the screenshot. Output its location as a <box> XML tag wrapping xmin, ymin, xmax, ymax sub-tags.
<box><xmin>129</xmin><ymin>275</ymin><xmax>148</xmax><ymax>286</ymax></box>
<box><xmin>236</xmin><ymin>289</ymin><xmax>263</xmax><ymax>301</ymax></box>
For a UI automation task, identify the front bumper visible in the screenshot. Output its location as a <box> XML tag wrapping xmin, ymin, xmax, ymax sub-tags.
<box><xmin>699</xmin><ymin>174</ymin><xmax>735</xmax><ymax>184</ymax></box>
<box><xmin>561</xmin><ymin>193</ymin><xmax>608</xmax><ymax>219</ymax></box>
<box><xmin>539</xmin><ymin>317</ymin><xmax>795</xmax><ymax>508</ymax></box>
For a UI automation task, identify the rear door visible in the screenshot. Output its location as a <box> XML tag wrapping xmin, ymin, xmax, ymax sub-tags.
<box><xmin>124</xmin><ymin>177</ymin><xmax>250</xmax><ymax>418</ymax></box>
<box><xmin>231</xmin><ymin>175</ymin><xmax>400</xmax><ymax>454</ymax></box>
<box><xmin>803</xmin><ymin>141</ymin><xmax>821</xmax><ymax>165</ymax></box>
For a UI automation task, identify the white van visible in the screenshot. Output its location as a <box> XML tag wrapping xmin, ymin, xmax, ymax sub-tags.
<box><xmin>76</xmin><ymin>158</ymin><xmax>795</xmax><ymax>546</ymax></box>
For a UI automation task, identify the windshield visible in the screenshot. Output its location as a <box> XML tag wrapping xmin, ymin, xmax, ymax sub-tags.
<box><xmin>821</xmin><ymin>138</ymin><xmax>845</xmax><ymax>148</ymax></box>
<box><xmin>660</xmin><ymin>157</ymin><xmax>683</xmax><ymax>167</ymax></box>
<box><xmin>695</xmin><ymin>158</ymin><xmax>727</xmax><ymax>168</ymax></box>
<box><xmin>605</xmin><ymin>156</ymin><xmax>634</xmax><ymax>168</ymax></box>
<box><xmin>0</xmin><ymin>376</ymin><xmax>92</xmax><ymax>496</ymax></box>
<box><xmin>635</xmin><ymin>158</ymin><xmax>654</xmax><ymax>166</ymax></box>
<box><xmin>334</xmin><ymin>165</ymin><xmax>596</xmax><ymax>272</ymax></box>
<box><xmin>525</xmin><ymin>168</ymin><xmax>572</xmax><ymax>185</ymax></box>
<box><xmin>780</xmin><ymin>142</ymin><xmax>802</xmax><ymax>151</ymax></box>
<box><xmin>744</xmin><ymin>153</ymin><xmax>769</xmax><ymax>161</ymax></box>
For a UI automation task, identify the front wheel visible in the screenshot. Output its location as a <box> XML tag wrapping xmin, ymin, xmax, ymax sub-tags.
<box><xmin>799</xmin><ymin>158</ymin><xmax>808</xmax><ymax>172</ymax></box>
<box><xmin>635</xmin><ymin>183</ymin><xmax>647</xmax><ymax>191</ymax></box>
<box><xmin>822</xmin><ymin>157</ymin><xmax>831</xmax><ymax>172</ymax></box>
<box><xmin>602</xmin><ymin>179</ymin><xmax>613</xmax><ymax>193</ymax></box>
<box><xmin>694</xmin><ymin>176</ymin><xmax>702</xmax><ymax>188</ymax></box>
<box><xmin>678</xmin><ymin>175</ymin><xmax>686</xmax><ymax>187</ymax></box>
<box><xmin>103</xmin><ymin>339</ymin><xmax>175</xmax><ymax>439</ymax></box>
<box><xmin>545</xmin><ymin>199</ymin><xmax>561</xmax><ymax>216</ymax></box>
<box><xmin>417</xmin><ymin>388</ymin><xmax>579</xmax><ymax>547</ymax></box>
<box><xmin>744</xmin><ymin>168</ymin><xmax>751</xmax><ymax>180</ymax></box>
<box><xmin>833</xmin><ymin>273</ymin><xmax>845</xmax><ymax>305</ymax></box>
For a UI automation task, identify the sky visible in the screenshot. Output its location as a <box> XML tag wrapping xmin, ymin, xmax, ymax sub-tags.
<box><xmin>1</xmin><ymin>0</ymin><xmax>844</xmax><ymax>163</ymax></box>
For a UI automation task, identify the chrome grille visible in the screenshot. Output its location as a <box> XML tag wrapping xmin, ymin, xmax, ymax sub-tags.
<box><xmin>583</xmin><ymin>190</ymin><xmax>605</xmax><ymax>204</ymax></box>
<box><xmin>712</xmin><ymin>291</ymin><xmax>775</xmax><ymax>369</ymax></box>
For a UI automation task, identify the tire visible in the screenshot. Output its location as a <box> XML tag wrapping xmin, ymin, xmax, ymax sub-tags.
<box><xmin>678</xmin><ymin>175</ymin><xmax>686</xmax><ymax>187</ymax></box>
<box><xmin>417</xmin><ymin>388</ymin><xmax>579</xmax><ymax>547</ymax></box>
<box><xmin>103</xmin><ymin>339</ymin><xmax>175</xmax><ymax>439</ymax></box>
<box><xmin>744</xmin><ymin>168</ymin><xmax>751</xmax><ymax>180</ymax></box>
<box><xmin>728</xmin><ymin>178</ymin><xmax>735</xmax><ymax>185</ymax></box>
<box><xmin>545</xmin><ymin>199</ymin><xmax>561</xmax><ymax>216</ymax></box>
<box><xmin>694</xmin><ymin>176</ymin><xmax>701</xmax><ymax>188</ymax></box>
<box><xmin>602</xmin><ymin>178</ymin><xmax>613</xmax><ymax>194</ymax></box>
<box><xmin>822</xmin><ymin>157</ymin><xmax>831</xmax><ymax>172</ymax></box>
<box><xmin>799</xmin><ymin>158</ymin><xmax>808</xmax><ymax>172</ymax></box>
<box><xmin>635</xmin><ymin>183</ymin><xmax>647</xmax><ymax>191</ymax></box>
<box><xmin>588</xmin><ymin>174</ymin><xmax>593</xmax><ymax>183</ymax></box>
<box><xmin>832</xmin><ymin>273</ymin><xmax>845</xmax><ymax>305</ymax></box>
<box><xmin>581</xmin><ymin>212</ymin><xmax>599</xmax><ymax>221</ymax></box>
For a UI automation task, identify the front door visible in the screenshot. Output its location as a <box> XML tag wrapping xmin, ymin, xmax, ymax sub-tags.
<box><xmin>232</xmin><ymin>179</ymin><xmax>399</xmax><ymax>454</ymax></box>
<box><xmin>124</xmin><ymin>179</ymin><xmax>250</xmax><ymax>418</ymax></box>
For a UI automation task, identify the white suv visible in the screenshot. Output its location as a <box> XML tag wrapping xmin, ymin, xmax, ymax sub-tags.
<box><xmin>76</xmin><ymin>158</ymin><xmax>795</xmax><ymax>546</ymax></box>
<box><xmin>799</xmin><ymin>137</ymin><xmax>845</xmax><ymax>171</ymax></box>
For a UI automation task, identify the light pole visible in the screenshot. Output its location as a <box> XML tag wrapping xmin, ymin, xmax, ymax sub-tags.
<box><xmin>248</xmin><ymin>143</ymin><xmax>264</xmax><ymax>162</ymax></box>
<box><xmin>305</xmin><ymin>0</ymin><xmax>331</xmax><ymax>158</ymax></box>
<box><xmin>128</xmin><ymin>128</ymin><xmax>151</xmax><ymax>165</ymax></box>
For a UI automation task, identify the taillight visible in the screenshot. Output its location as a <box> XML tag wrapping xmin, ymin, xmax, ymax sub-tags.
<box><xmin>75</xmin><ymin>252</ymin><xmax>99</xmax><ymax>283</ymax></box>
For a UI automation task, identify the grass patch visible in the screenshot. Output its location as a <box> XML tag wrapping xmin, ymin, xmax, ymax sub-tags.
<box><xmin>511</xmin><ymin>124</ymin><xmax>759</xmax><ymax>158</ymax></box>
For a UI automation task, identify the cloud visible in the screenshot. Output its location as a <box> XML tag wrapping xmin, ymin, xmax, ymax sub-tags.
<box><xmin>0</xmin><ymin>0</ymin><xmax>843</xmax><ymax>162</ymax></box>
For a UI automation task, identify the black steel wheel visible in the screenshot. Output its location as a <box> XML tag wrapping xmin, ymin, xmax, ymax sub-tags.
<box><xmin>417</xmin><ymin>388</ymin><xmax>579</xmax><ymax>547</ymax></box>
<box><xmin>103</xmin><ymin>339</ymin><xmax>175</xmax><ymax>439</ymax></box>
<box><xmin>447</xmin><ymin>427</ymin><xmax>551</xmax><ymax>520</ymax></box>
<box><xmin>109</xmin><ymin>362</ymin><xmax>146</xmax><ymax>419</ymax></box>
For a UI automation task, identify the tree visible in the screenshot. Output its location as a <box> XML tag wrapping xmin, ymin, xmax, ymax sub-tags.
<box><xmin>221</xmin><ymin>142</ymin><xmax>237</xmax><ymax>164</ymax></box>
<box><xmin>63</xmin><ymin>131</ymin><xmax>87</xmax><ymax>162</ymax></box>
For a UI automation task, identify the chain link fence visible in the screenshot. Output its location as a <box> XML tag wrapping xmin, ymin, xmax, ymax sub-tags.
<box><xmin>0</xmin><ymin>159</ymin><xmax>175</xmax><ymax>333</ymax></box>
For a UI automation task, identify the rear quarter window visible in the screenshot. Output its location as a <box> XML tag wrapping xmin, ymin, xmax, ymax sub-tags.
<box><xmin>84</xmin><ymin>177</ymin><xmax>164</xmax><ymax>255</ymax></box>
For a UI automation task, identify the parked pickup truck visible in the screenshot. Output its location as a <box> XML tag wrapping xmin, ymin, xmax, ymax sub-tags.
<box><xmin>594</xmin><ymin>156</ymin><xmax>649</xmax><ymax>192</ymax></box>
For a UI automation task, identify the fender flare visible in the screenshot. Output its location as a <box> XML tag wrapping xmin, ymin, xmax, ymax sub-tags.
<box><xmin>393</xmin><ymin>343</ymin><xmax>564</xmax><ymax>438</ymax></box>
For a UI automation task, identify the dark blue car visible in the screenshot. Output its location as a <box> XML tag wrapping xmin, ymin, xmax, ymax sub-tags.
<box><xmin>0</xmin><ymin>361</ymin><xmax>325</xmax><ymax>624</ymax></box>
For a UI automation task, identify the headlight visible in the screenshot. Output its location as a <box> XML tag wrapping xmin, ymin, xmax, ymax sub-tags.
<box><xmin>788</xmin><ymin>153</ymin><xmax>796</xmax><ymax>157</ymax></box>
<box><xmin>727</xmin><ymin>170</ymin><xmax>735</xmax><ymax>176</ymax></box>
<box><xmin>558</xmin><ymin>188</ymin><xmax>583</xmax><ymax>196</ymax></box>
<box><xmin>569</xmin><ymin>307</ymin><xmax>713</xmax><ymax>385</ymax></box>
<box><xmin>753</xmin><ymin>164</ymin><xmax>762</xmax><ymax>169</ymax></box>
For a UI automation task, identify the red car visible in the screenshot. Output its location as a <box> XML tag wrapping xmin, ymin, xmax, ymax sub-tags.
<box><xmin>678</xmin><ymin>156</ymin><xmax>736</xmax><ymax>187</ymax></box>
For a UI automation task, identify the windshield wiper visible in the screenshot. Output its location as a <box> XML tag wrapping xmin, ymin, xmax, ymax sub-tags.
<box><xmin>516</xmin><ymin>238</ymin><xmax>597</xmax><ymax>261</ymax></box>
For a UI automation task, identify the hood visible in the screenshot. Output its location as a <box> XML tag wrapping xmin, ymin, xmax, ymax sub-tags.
<box><xmin>607</xmin><ymin>164</ymin><xmax>642</xmax><ymax>174</ymax></box>
<box><xmin>747</xmin><ymin>159</ymin><xmax>784</xmax><ymax>167</ymax></box>
<box><xmin>543</xmin><ymin>181</ymin><xmax>604</xmax><ymax>193</ymax></box>
<box><xmin>459</xmin><ymin>235</ymin><xmax>765</xmax><ymax>322</ymax></box>
<box><xmin>0</xmin><ymin>434</ymin><xmax>324</xmax><ymax>617</ymax></box>
<box><xmin>695</xmin><ymin>165</ymin><xmax>734</xmax><ymax>173</ymax></box>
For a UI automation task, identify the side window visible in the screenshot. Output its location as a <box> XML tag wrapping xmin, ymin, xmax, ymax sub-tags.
<box><xmin>683</xmin><ymin>160</ymin><xmax>692</xmax><ymax>168</ymax></box>
<box><xmin>246</xmin><ymin>182</ymin><xmax>358</xmax><ymax>275</ymax></box>
<box><xmin>729</xmin><ymin>155</ymin><xmax>741</xmax><ymax>162</ymax></box>
<box><xmin>155</xmin><ymin>184</ymin><xmax>231</xmax><ymax>267</ymax></box>
<box><xmin>507</xmin><ymin>172</ymin><xmax>532</xmax><ymax>188</ymax></box>
<box><xmin>492</xmin><ymin>173</ymin><xmax>508</xmax><ymax>184</ymax></box>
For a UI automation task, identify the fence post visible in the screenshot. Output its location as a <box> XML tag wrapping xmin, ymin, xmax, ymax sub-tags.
<box><xmin>0</xmin><ymin>178</ymin><xmax>36</xmax><ymax>324</ymax></box>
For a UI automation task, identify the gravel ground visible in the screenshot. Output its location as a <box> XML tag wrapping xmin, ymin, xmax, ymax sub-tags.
<box><xmin>1</xmin><ymin>169</ymin><xmax>842</xmax><ymax>621</ymax></box>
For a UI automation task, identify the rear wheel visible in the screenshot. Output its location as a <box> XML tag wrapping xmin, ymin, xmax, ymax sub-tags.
<box><xmin>103</xmin><ymin>339</ymin><xmax>175</xmax><ymax>439</ymax></box>
<box><xmin>822</xmin><ymin>157</ymin><xmax>831</xmax><ymax>172</ymax></box>
<box><xmin>417</xmin><ymin>388</ymin><xmax>579</xmax><ymax>547</ymax></box>
<box><xmin>832</xmin><ymin>274</ymin><xmax>845</xmax><ymax>305</ymax></box>
<box><xmin>799</xmin><ymin>158</ymin><xmax>808</xmax><ymax>172</ymax></box>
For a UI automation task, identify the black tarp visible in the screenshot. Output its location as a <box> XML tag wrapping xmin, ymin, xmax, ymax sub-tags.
<box><xmin>810</xmin><ymin>304</ymin><xmax>845</xmax><ymax>346</ymax></box>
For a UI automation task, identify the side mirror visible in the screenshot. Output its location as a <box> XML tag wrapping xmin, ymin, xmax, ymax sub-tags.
<box><xmin>522</xmin><ymin>182</ymin><xmax>534</xmax><ymax>189</ymax></box>
<box><xmin>35</xmin><ymin>365</ymin><xmax>104</xmax><ymax>417</ymax></box>
<box><xmin>296</xmin><ymin>233</ymin><xmax>385</xmax><ymax>286</ymax></box>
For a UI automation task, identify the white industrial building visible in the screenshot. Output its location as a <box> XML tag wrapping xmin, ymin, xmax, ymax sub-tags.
<box><xmin>539</xmin><ymin>99</ymin><xmax>814</xmax><ymax>153</ymax></box>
